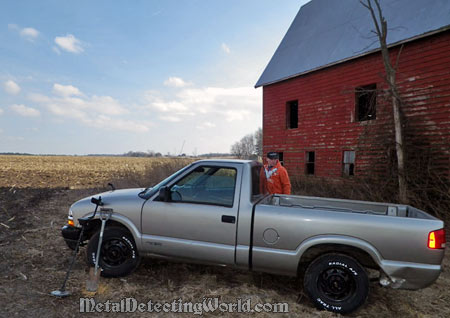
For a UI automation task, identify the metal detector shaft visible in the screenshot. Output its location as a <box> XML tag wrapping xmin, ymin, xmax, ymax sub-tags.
<box><xmin>94</xmin><ymin>210</ymin><xmax>112</xmax><ymax>275</ymax></box>
<box><xmin>94</xmin><ymin>217</ymin><xmax>106</xmax><ymax>275</ymax></box>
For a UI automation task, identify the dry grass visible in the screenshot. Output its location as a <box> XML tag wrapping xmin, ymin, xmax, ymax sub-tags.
<box><xmin>0</xmin><ymin>155</ymin><xmax>449</xmax><ymax>317</ymax></box>
<box><xmin>0</xmin><ymin>155</ymin><xmax>193</xmax><ymax>189</ymax></box>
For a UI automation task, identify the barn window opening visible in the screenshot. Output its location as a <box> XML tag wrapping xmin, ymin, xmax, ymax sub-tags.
<box><xmin>355</xmin><ymin>84</ymin><xmax>377</xmax><ymax>121</ymax></box>
<box><xmin>278</xmin><ymin>152</ymin><xmax>284</xmax><ymax>165</ymax></box>
<box><xmin>286</xmin><ymin>100</ymin><xmax>298</xmax><ymax>129</ymax></box>
<box><xmin>306</xmin><ymin>151</ymin><xmax>315</xmax><ymax>175</ymax></box>
<box><xmin>343</xmin><ymin>151</ymin><xmax>355</xmax><ymax>176</ymax></box>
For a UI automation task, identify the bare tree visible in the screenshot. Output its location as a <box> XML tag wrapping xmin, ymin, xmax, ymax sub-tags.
<box><xmin>230</xmin><ymin>140</ymin><xmax>244</xmax><ymax>159</ymax></box>
<box><xmin>360</xmin><ymin>0</ymin><xmax>408</xmax><ymax>203</ymax></box>
<box><xmin>231</xmin><ymin>133</ymin><xmax>257</xmax><ymax>159</ymax></box>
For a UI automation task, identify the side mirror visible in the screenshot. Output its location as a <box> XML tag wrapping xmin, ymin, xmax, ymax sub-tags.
<box><xmin>91</xmin><ymin>196</ymin><xmax>103</xmax><ymax>206</ymax></box>
<box><xmin>158</xmin><ymin>186</ymin><xmax>171</xmax><ymax>202</ymax></box>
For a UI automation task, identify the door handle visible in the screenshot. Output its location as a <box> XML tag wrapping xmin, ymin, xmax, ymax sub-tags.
<box><xmin>221</xmin><ymin>215</ymin><xmax>235</xmax><ymax>224</ymax></box>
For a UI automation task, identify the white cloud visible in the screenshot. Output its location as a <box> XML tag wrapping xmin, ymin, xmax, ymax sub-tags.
<box><xmin>152</xmin><ymin>100</ymin><xmax>188</xmax><ymax>112</ymax></box>
<box><xmin>144</xmin><ymin>84</ymin><xmax>260</xmax><ymax>125</ymax></box>
<box><xmin>20</xmin><ymin>27</ymin><xmax>39</xmax><ymax>41</ymax></box>
<box><xmin>28</xmin><ymin>93</ymin><xmax>51</xmax><ymax>103</ymax></box>
<box><xmin>46</xmin><ymin>102</ymin><xmax>86</xmax><ymax>120</ymax></box>
<box><xmin>30</xmin><ymin>83</ymin><xmax>149</xmax><ymax>133</ymax></box>
<box><xmin>54</xmin><ymin>34</ymin><xmax>84</xmax><ymax>54</ymax></box>
<box><xmin>196</xmin><ymin>122</ymin><xmax>216</xmax><ymax>130</ymax></box>
<box><xmin>53</xmin><ymin>83</ymin><xmax>83</xmax><ymax>97</ymax></box>
<box><xmin>223</xmin><ymin>109</ymin><xmax>251</xmax><ymax>122</ymax></box>
<box><xmin>3</xmin><ymin>80</ymin><xmax>21</xmax><ymax>95</ymax></box>
<box><xmin>175</xmin><ymin>86</ymin><xmax>260</xmax><ymax>115</ymax></box>
<box><xmin>88</xmin><ymin>95</ymin><xmax>128</xmax><ymax>115</ymax></box>
<box><xmin>10</xmin><ymin>104</ymin><xmax>40</xmax><ymax>117</ymax></box>
<box><xmin>0</xmin><ymin>108</ymin><xmax>4</xmax><ymax>115</ymax></box>
<box><xmin>164</xmin><ymin>77</ymin><xmax>191</xmax><ymax>88</ymax></box>
<box><xmin>159</xmin><ymin>115</ymin><xmax>182</xmax><ymax>123</ymax></box>
<box><xmin>8</xmin><ymin>24</ymin><xmax>40</xmax><ymax>42</ymax></box>
<box><xmin>48</xmin><ymin>83</ymin><xmax>127</xmax><ymax>115</ymax></box>
<box><xmin>83</xmin><ymin>115</ymin><xmax>150</xmax><ymax>133</ymax></box>
<box><xmin>221</xmin><ymin>43</ymin><xmax>231</xmax><ymax>54</ymax></box>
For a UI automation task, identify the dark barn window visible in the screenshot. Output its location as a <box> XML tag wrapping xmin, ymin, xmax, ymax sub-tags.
<box><xmin>355</xmin><ymin>84</ymin><xmax>377</xmax><ymax>121</ymax></box>
<box><xmin>286</xmin><ymin>100</ymin><xmax>298</xmax><ymax>129</ymax></box>
<box><xmin>343</xmin><ymin>151</ymin><xmax>356</xmax><ymax>176</ymax></box>
<box><xmin>305</xmin><ymin>151</ymin><xmax>315</xmax><ymax>175</ymax></box>
<box><xmin>278</xmin><ymin>152</ymin><xmax>284</xmax><ymax>165</ymax></box>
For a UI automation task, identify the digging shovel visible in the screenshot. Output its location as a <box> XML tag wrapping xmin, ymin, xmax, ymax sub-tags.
<box><xmin>86</xmin><ymin>210</ymin><xmax>110</xmax><ymax>292</ymax></box>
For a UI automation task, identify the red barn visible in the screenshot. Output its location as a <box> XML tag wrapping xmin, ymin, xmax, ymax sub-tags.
<box><xmin>256</xmin><ymin>0</ymin><xmax>450</xmax><ymax>179</ymax></box>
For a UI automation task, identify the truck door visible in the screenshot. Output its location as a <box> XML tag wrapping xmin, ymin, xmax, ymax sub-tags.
<box><xmin>141</xmin><ymin>163</ymin><xmax>242</xmax><ymax>265</ymax></box>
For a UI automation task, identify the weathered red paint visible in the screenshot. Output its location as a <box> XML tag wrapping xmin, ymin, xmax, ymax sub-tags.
<box><xmin>262</xmin><ymin>30</ymin><xmax>450</xmax><ymax>178</ymax></box>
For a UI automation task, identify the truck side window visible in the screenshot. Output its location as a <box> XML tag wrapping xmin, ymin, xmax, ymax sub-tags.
<box><xmin>170</xmin><ymin>166</ymin><xmax>237</xmax><ymax>207</ymax></box>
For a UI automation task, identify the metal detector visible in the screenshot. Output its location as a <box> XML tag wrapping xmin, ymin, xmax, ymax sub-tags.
<box><xmin>51</xmin><ymin>196</ymin><xmax>103</xmax><ymax>298</ymax></box>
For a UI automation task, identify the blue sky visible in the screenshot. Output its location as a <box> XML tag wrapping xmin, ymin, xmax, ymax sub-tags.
<box><xmin>0</xmin><ymin>0</ymin><xmax>308</xmax><ymax>155</ymax></box>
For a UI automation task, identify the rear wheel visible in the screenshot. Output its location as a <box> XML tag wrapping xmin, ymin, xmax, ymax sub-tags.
<box><xmin>303</xmin><ymin>253</ymin><xmax>369</xmax><ymax>314</ymax></box>
<box><xmin>86</xmin><ymin>226</ymin><xmax>140</xmax><ymax>277</ymax></box>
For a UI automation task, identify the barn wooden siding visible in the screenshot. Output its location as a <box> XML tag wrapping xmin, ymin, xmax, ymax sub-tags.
<box><xmin>263</xmin><ymin>30</ymin><xmax>450</xmax><ymax>178</ymax></box>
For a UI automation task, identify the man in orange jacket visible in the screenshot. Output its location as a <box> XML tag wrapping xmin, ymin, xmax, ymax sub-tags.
<box><xmin>264</xmin><ymin>152</ymin><xmax>291</xmax><ymax>195</ymax></box>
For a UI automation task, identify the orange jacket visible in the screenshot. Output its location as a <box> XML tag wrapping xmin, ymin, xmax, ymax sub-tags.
<box><xmin>264</xmin><ymin>161</ymin><xmax>291</xmax><ymax>195</ymax></box>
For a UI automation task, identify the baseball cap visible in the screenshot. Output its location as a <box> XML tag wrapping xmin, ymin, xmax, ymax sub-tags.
<box><xmin>267</xmin><ymin>152</ymin><xmax>279</xmax><ymax>159</ymax></box>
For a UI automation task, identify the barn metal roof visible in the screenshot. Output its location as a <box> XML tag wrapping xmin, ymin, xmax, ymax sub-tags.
<box><xmin>255</xmin><ymin>0</ymin><xmax>450</xmax><ymax>88</ymax></box>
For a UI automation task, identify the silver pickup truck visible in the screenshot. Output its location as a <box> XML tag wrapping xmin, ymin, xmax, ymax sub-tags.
<box><xmin>61</xmin><ymin>159</ymin><xmax>446</xmax><ymax>314</ymax></box>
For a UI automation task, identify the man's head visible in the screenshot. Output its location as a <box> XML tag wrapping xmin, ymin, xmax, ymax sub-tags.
<box><xmin>266</xmin><ymin>152</ymin><xmax>279</xmax><ymax>166</ymax></box>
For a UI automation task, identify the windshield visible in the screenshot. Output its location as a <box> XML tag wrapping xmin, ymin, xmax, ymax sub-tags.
<box><xmin>139</xmin><ymin>163</ymin><xmax>193</xmax><ymax>199</ymax></box>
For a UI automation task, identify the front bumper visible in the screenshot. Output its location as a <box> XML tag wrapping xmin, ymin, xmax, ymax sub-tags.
<box><xmin>61</xmin><ymin>225</ymin><xmax>82</xmax><ymax>250</ymax></box>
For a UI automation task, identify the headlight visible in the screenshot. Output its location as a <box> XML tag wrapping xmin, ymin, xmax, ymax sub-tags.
<box><xmin>68</xmin><ymin>208</ymin><xmax>74</xmax><ymax>226</ymax></box>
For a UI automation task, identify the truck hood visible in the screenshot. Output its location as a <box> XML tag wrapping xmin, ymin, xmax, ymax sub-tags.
<box><xmin>69</xmin><ymin>188</ymin><xmax>146</xmax><ymax>222</ymax></box>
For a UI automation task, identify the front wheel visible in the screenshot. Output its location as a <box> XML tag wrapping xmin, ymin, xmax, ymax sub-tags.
<box><xmin>86</xmin><ymin>226</ymin><xmax>140</xmax><ymax>277</ymax></box>
<box><xmin>303</xmin><ymin>253</ymin><xmax>369</xmax><ymax>314</ymax></box>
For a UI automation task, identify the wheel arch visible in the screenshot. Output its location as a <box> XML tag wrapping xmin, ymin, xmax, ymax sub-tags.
<box><xmin>296</xmin><ymin>235</ymin><xmax>382</xmax><ymax>274</ymax></box>
<box><xmin>80</xmin><ymin>213</ymin><xmax>141</xmax><ymax>249</ymax></box>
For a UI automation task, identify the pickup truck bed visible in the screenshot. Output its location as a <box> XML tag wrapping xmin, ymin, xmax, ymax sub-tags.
<box><xmin>252</xmin><ymin>194</ymin><xmax>444</xmax><ymax>288</ymax></box>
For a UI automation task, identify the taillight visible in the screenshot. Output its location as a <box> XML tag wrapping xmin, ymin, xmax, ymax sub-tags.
<box><xmin>428</xmin><ymin>229</ymin><xmax>446</xmax><ymax>249</ymax></box>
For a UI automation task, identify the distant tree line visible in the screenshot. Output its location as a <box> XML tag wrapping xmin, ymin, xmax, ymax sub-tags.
<box><xmin>198</xmin><ymin>153</ymin><xmax>234</xmax><ymax>158</ymax></box>
<box><xmin>123</xmin><ymin>150</ymin><xmax>163</xmax><ymax>157</ymax></box>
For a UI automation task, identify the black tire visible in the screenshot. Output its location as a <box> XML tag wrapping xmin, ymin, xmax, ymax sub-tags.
<box><xmin>86</xmin><ymin>226</ymin><xmax>140</xmax><ymax>277</ymax></box>
<box><xmin>303</xmin><ymin>253</ymin><xmax>369</xmax><ymax>314</ymax></box>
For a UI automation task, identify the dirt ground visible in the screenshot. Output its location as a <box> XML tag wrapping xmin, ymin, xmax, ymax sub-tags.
<box><xmin>0</xmin><ymin>186</ymin><xmax>449</xmax><ymax>318</ymax></box>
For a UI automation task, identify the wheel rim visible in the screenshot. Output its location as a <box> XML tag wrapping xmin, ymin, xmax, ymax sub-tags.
<box><xmin>317</xmin><ymin>267</ymin><xmax>356</xmax><ymax>302</ymax></box>
<box><xmin>101</xmin><ymin>238</ymin><xmax>133</xmax><ymax>267</ymax></box>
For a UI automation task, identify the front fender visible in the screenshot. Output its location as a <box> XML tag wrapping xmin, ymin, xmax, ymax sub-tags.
<box><xmin>80</xmin><ymin>211</ymin><xmax>143</xmax><ymax>251</ymax></box>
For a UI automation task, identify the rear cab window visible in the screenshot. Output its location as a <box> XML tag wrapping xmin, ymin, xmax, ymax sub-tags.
<box><xmin>251</xmin><ymin>164</ymin><xmax>268</xmax><ymax>201</ymax></box>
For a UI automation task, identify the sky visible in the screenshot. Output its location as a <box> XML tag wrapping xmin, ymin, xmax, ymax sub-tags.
<box><xmin>0</xmin><ymin>0</ymin><xmax>309</xmax><ymax>155</ymax></box>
